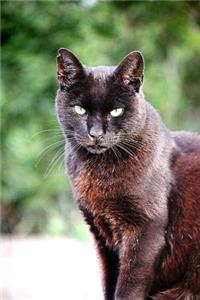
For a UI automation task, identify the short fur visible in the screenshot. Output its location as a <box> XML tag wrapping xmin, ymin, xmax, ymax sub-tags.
<box><xmin>56</xmin><ymin>48</ymin><xmax>200</xmax><ymax>300</ymax></box>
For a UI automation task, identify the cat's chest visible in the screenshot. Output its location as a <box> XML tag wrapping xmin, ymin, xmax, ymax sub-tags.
<box><xmin>73</xmin><ymin>161</ymin><xmax>134</xmax><ymax>208</ymax></box>
<box><xmin>74</xmin><ymin>167</ymin><xmax>125</xmax><ymax>201</ymax></box>
<box><xmin>72</xmin><ymin>166</ymin><xmax>146</xmax><ymax>247</ymax></box>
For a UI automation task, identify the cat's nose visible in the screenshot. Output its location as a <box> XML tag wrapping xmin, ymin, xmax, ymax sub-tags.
<box><xmin>88</xmin><ymin>126</ymin><xmax>104</xmax><ymax>143</ymax></box>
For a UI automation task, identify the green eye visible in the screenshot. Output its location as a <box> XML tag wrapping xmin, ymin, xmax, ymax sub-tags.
<box><xmin>110</xmin><ymin>108</ymin><xmax>124</xmax><ymax>117</ymax></box>
<box><xmin>74</xmin><ymin>105</ymin><xmax>86</xmax><ymax>115</ymax></box>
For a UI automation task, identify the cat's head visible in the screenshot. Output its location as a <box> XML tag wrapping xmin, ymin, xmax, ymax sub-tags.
<box><xmin>56</xmin><ymin>49</ymin><xmax>146</xmax><ymax>154</ymax></box>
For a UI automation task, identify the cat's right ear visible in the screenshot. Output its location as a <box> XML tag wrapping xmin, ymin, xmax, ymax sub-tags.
<box><xmin>56</xmin><ymin>48</ymin><xmax>85</xmax><ymax>89</ymax></box>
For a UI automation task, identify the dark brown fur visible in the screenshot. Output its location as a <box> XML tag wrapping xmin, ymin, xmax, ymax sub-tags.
<box><xmin>56</xmin><ymin>49</ymin><xmax>200</xmax><ymax>300</ymax></box>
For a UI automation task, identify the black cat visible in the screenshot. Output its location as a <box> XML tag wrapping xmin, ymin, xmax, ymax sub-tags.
<box><xmin>56</xmin><ymin>48</ymin><xmax>200</xmax><ymax>300</ymax></box>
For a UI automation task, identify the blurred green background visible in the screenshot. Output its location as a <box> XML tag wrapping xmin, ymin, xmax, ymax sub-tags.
<box><xmin>1</xmin><ymin>1</ymin><xmax>200</xmax><ymax>239</ymax></box>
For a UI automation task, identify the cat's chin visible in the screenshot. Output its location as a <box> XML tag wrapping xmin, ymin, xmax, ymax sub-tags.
<box><xmin>85</xmin><ymin>145</ymin><xmax>108</xmax><ymax>154</ymax></box>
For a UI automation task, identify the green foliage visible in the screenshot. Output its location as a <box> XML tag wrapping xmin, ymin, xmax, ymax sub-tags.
<box><xmin>1</xmin><ymin>1</ymin><xmax>200</xmax><ymax>238</ymax></box>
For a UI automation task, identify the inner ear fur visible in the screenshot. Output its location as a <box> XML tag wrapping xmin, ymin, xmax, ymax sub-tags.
<box><xmin>114</xmin><ymin>51</ymin><xmax>144</xmax><ymax>92</ymax></box>
<box><xmin>57</xmin><ymin>48</ymin><xmax>85</xmax><ymax>88</ymax></box>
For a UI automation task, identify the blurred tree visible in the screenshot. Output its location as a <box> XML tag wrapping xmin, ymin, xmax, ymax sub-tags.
<box><xmin>1</xmin><ymin>0</ymin><xmax>200</xmax><ymax>237</ymax></box>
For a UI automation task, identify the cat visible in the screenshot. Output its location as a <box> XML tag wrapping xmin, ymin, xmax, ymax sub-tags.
<box><xmin>55</xmin><ymin>48</ymin><xmax>200</xmax><ymax>300</ymax></box>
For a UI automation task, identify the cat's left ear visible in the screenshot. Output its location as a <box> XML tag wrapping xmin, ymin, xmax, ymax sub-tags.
<box><xmin>57</xmin><ymin>48</ymin><xmax>85</xmax><ymax>89</ymax></box>
<box><xmin>114</xmin><ymin>51</ymin><xmax>144</xmax><ymax>93</ymax></box>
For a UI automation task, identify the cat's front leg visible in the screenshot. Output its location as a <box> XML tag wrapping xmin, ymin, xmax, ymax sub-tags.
<box><xmin>95</xmin><ymin>237</ymin><xmax>119</xmax><ymax>300</ymax></box>
<box><xmin>80</xmin><ymin>206</ymin><xmax>119</xmax><ymax>300</ymax></box>
<box><xmin>115</xmin><ymin>222</ymin><xmax>165</xmax><ymax>300</ymax></box>
<box><xmin>115</xmin><ymin>230</ymin><xmax>146</xmax><ymax>300</ymax></box>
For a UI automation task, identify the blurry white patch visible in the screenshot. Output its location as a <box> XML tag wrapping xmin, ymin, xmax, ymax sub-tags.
<box><xmin>0</xmin><ymin>237</ymin><xmax>103</xmax><ymax>300</ymax></box>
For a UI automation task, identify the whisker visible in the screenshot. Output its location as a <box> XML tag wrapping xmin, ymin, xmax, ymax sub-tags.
<box><xmin>58</xmin><ymin>159</ymin><xmax>64</xmax><ymax>171</ymax></box>
<box><xmin>117</xmin><ymin>143</ymin><xmax>144</xmax><ymax>171</ymax></box>
<box><xmin>45</xmin><ymin>150</ymin><xmax>65</xmax><ymax>177</ymax></box>
<box><xmin>111</xmin><ymin>146</ymin><xmax>121</xmax><ymax>163</ymax></box>
<box><xmin>35</xmin><ymin>139</ymin><xmax>65</xmax><ymax>167</ymax></box>
<box><xmin>121</xmin><ymin>140</ymin><xmax>145</xmax><ymax>153</ymax></box>
<box><xmin>44</xmin><ymin>147</ymin><xmax>65</xmax><ymax>177</ymax></box>
<box><xmin>32</xmin><ymin>129</ymin><xmax>63</xmax><ymax>137</ymax></box>
<box><xmin>116</xmin><ymin>143</ymin><xmax>136</xmax><ymax>160</ymax></box>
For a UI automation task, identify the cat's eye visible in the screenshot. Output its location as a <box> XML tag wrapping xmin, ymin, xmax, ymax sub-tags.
<box><xmin>74</xmin><ymin>105</ymin><xmax>86</xmax><ymax>115</ymax></box>
<box><xmin>110</xmin><ymin>108</ymin><xmax>124</xmax><ymax>117</ymax></box>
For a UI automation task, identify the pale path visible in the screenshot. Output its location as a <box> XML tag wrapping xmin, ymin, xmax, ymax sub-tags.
<box><xmin>0</xmin><ymin>237</ymin><xmax>103</xmax><ymax>300</ymax></box>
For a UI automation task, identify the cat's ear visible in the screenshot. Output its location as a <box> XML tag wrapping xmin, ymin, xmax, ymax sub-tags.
<box><xmin>114</xmin><ymin>51</ymin><xmax>144</xmax><ymax>93</ymax></box>
<box><xmin>56</xmin><ymin>48</ymin><xmax>85</xmax><ymax>89</ymax></box>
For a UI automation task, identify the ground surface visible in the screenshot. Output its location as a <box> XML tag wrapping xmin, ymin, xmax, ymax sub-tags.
<box><xmin>0</xmin><ymin>237</ymin><xmax>103</xmax><ymax>300</ymax></box>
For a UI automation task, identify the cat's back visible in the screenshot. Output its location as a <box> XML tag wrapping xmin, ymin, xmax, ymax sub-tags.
<box><xmin>172</xmin><ymin>131</ymin><xmax>200</xmax><ymax>154</ymax></box>
<box><xmin>170</xmin><ymin>130</ymin><xmax>200</xmax><ymax>206</ymax></box>
<box><xmin>153</xmin><ymin>131</ymin><xmax>200</xmax><ymax>294</ymax></box>
<box><xmin>171</xmin><ymin>130</ymin><xmax>200</xmax><ymax>198</ymax></box>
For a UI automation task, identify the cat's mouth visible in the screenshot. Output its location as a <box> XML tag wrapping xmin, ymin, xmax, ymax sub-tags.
<box><xmin>77</xmin><ymin>136</ymin><xmax>110</xmax><ymax>154</ymax></box>
<box><xmin>85</xmin><ymin>144</ymin><xmax>108</xmax><ymax>154</ymax></box>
